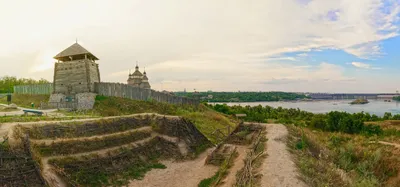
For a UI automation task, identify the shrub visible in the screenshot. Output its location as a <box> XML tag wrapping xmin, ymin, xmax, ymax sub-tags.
<box><xmin>362</xmin><ymin>124</ymin><xmax>383</xmax><ymax>136</ymax></box>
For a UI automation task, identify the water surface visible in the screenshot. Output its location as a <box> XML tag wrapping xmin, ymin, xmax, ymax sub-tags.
<box><xmin>215</xmin><ymin>100</ymin><xmax>400</xmax><ymax>116</ymax></box>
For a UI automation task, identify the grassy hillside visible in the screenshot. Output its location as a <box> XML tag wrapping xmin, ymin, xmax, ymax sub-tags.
<box><xmin>0</xmin><ymin>94</ymin><xmax>49</xmax><ymax>108</ymax></box>
<box><xmin>0</xmin><ymin>95</ymin><xmax>237</xmax><ymax>144</ymax></box>
<box><xmin>288</xmin><ymin>125</ymin><xmax>400</xmax><ymax>187</ymax></box>
<box><xmin>93</xmin><ymin>96</ymin><xmax>238</xmax><ymax>144</ymax></box>
<box><xmin>210</xmin><ymin>103</ymin><xmax>400</xmax><ymax>186</ymax></box>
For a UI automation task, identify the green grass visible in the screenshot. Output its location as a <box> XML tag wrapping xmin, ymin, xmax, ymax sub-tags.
<box><xmin>2</xmin><ymin>95</ymin><xmax>237</xmax><ymax>145</ymax></box>
<box><xmin>176</xmin><ymin>109</ymin><xmax>237</xmax><ymax>144</ymax></box>
<box><xmin>287</xmin><ymin>125</ymin><xmax>349</xmax><ymax>187</ymax></box>
<box><xmin>198</xmin><ymin>149</ymin><xmax>237</xmax><ymax>187</ymax></box>
<box><xmin>92</xmin><ymin>96</ymin><xmax>238</xmax><ymax>144</ymax></box>
<box><xmin>0</xmin><ymin>105</ymin><xmax>19</xmax><ymax>112</ymax></box>
<box><xmin>92</xmin><ymin>96</ymin><xmax>178</xmax><ymax>116</ymax></box>
<box><xmin>199</xmin><ymin>171</ymin><xmax>219</xmax><ymax>187</ymax></box>
<box><xmin>0</xmin><ymin>94</ymin><xmax>49</xmax><ymax>108</ymax></box>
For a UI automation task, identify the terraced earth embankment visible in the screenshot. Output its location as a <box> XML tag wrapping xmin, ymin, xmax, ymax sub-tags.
<box><xmin>13</xmin><ymin>114</ymin><xmax>213</xmax><ymax>187</ymax></box>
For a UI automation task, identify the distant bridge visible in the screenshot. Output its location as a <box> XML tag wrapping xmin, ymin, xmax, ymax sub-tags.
<box><xmin>306</xmin><ymin>93</ymin><xmax>400</xmax><ymax>100</ymax></box>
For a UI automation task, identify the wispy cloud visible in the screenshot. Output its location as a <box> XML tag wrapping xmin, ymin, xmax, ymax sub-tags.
<box><xmin>350</xmin><ymin>62</ymin><xmax>381</xmax><ymax>70</ymax></box>
<box><xmin>297</xmin><ymin>53</ymin><xmax>308</xmax><ymax>57</ymax></box>
<box><xmin>265</xmin><ymin>57</ymin><xmax>297</xmax><ymax>61</ymax></box>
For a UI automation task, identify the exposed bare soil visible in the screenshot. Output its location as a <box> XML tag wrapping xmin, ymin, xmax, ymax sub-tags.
<box><xmin>128</xmin><ymin>148</ymin><xmax>218</xmax><ymax>187</ymax></box>
<box><xmin>370</xmin><ymin>140</ymin><xmax>400</xmax><ymax>148</ymax></box>
<box><xmin>220</xmin><ymin>145</ymin><xmax>247</xmax><ymax>187</ymax></box>
<box><xmin>260</xmin><ymin>124</ymin><xmax>306</xmax><ymax>187</ymax></box>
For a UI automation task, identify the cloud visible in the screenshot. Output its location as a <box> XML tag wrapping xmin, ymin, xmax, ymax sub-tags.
<box><xmin>262</xmin><ymin>78</ymin><xmax>307</xmax><ymax>85</ymax></box>
<box><xmin>344</xmin><ymin>43</ymin><xmax>384</xmax><ymax>59</ymax></box>
<box><xmin>265</xmin><ymin>57</ymin><xmax>297</xmax><ymax>61</ymax></box>
<box><xmin>297</xmin><ymin>53</ymin><xmax>308</xmax><ymax>57</ymax></box>
<box><xmin>0</xmin><ymin>0</ymin><xmax>399</xmax><ymax>92</ymax></box>
<box><xmin>115</xmin><ymin>60</ymin><xmax>353</xmax><ymax>91</ymax></box>
<box><xmin>350</xmin><ymin>62</ymin><xmax>381</xmax><ymax>70</ymax></box>
<box><xmin>351</xmin><ymin>62</ymin><xmax>371</xmax><ymax>69</ymax></box>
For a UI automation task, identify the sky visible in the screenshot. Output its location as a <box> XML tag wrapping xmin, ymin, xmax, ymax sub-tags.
<box><xmin>0</xmin><ymin>0</ymin><xmax>400</xmax><ymax>93</ymax></box>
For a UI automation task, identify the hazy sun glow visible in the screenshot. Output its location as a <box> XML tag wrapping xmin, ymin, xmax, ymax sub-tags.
<box><xmin>30</xmin><ymin>49</ymin><xmax>57</xmax><ymax>73</ymax></box>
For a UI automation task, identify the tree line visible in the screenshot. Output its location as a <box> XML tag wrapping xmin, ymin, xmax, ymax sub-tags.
<box><xmin>0</xmin><ymin>76</ymin><xmax>50</xmax><ymax>93</ymax></box>
<box><xmin>175</xmin><ymin>91</ymin><xmax>309</xmax><ymax>102</ymax></box>
<box><xmin>207</xmin><ymin>103</ymin><xmax>390</xmax><ymax>136</ymax></box>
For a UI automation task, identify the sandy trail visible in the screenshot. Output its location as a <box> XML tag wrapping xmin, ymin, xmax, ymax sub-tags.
<box><xmin>260</xmin><ymin>124</ymin><xmax>306</xmax><ymax>187</ymax></box>
<box><xmin>220</xmin><ymin>145</ymin><xmax>247</xmax><ymax>187</ymax></box>
<box><xmin>128</xmin><ymin>148</ymin><xmax>218</xmax><ymax>187</ymax></box>
<box><xmin>370</xmin><ymin>140</ymin><xmax>400</xmax><ymax>148</ymax></box>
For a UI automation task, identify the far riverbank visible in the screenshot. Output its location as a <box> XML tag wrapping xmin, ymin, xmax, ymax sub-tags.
<box><xmin>210</xmin><ymin>100</ymin><xmax>400</xmax><ymax>117</ymax></box>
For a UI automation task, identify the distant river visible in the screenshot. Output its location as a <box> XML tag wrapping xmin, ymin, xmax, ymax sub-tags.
<box><xmin>213</xmin><ymin>100</ymin><xmax>400</xmax><ymax>116</ymax></box>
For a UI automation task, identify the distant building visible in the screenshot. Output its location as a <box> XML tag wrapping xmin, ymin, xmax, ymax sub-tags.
<box><xmin>127</xmin><ymin>64</ymin><xmax>151</xmax><ymax>89</ymax></box>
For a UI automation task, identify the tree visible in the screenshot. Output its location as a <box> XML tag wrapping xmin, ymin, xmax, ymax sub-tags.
<box><xmin>383</xmin><ymin>112</ymin><xmax>392</xmax><ymax>120</ymax></box>
<box><xmin>363</xmin><ymin>113</ymin><xmax>371</xmax><ymax>121</ymax></box>
<box><xmin>392</xmin><ymin>114</ymin><xmax>400</xmax><ymax>120</ymax></box>
<box><xmin>371</xmin><ymin>114</ymin><xmax>380</xmax><ymax>121</ymax></box>
<box><xmin>0</xmin><ymin>76</ymin><xmax>50</xmax><ymax>93</ymax></box>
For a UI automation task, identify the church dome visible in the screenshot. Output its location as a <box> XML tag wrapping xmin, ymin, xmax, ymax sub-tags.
<box><xmin>140</xmin><ymin>70</ymin><xmax>151</xmax><ymax>89</ymax></box>
<box><xmin>142</xmin><ymin>71</ymin><xmax>148</xmax><ymax>80</ymax></box>
<box><xmin>131</xmin><ymin>65</ymin><xmax>143</xmax><ymax>85</ymax></box>
<box><xmin>132</xmin><ymin>64</ymin><xmax>143</xmax><ymax>77</ymax></box>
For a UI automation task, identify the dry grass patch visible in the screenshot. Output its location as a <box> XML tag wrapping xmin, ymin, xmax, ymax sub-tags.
<box><xmin>287</xmin><ymin>125</ymin><xmax>400</xmax><ymax>187</ymax></box>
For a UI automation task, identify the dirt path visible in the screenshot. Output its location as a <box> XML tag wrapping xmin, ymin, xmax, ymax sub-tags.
<box><xmin>370</xmin><ymin>140</ymin><xmax>400</xmax><ymax>148</ymax></box>
<box><xmin>260</xmin><ymin>124</ymin><xmax>306</xmax><ymax>187</ymax></box>
<box><xmin>42</xmin><ymin>157</ymin><xmax>68</xmax><ymax>187</ymax></box>
<box><xmin>0</xmin><ymin>103</ymin><xmax>59</xmax><ymax>116</ymax></box>
<box><xmin>128</xmin><ymin>148</ymin><xmax>218</xmax><ymax>187</ymax></box>
<box><xmin>220</xmin><ymin>145</ymin><xmax>247</xmax><ymax>187</ymax></box>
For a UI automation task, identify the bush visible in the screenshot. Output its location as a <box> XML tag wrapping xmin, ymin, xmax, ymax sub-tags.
<box><xmin>328</xmin><ymin>135</ymin><xmax>349</xmax><ymax>147</ymax></box>
<box><xmin>362</xmin><ymin>124</ymin><xmax>383</xmax><ymax>136</ymax></box>
<box><xmin>309</xmin><ymin>115</ymin><xmax>327</xmax><ymax>130</ymax></box>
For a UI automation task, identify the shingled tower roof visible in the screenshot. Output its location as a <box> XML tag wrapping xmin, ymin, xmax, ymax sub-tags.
<box><xmin>54</xmin><ymin>42</ymin><xmax>99</xmax><ymax>61</ymax></box>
